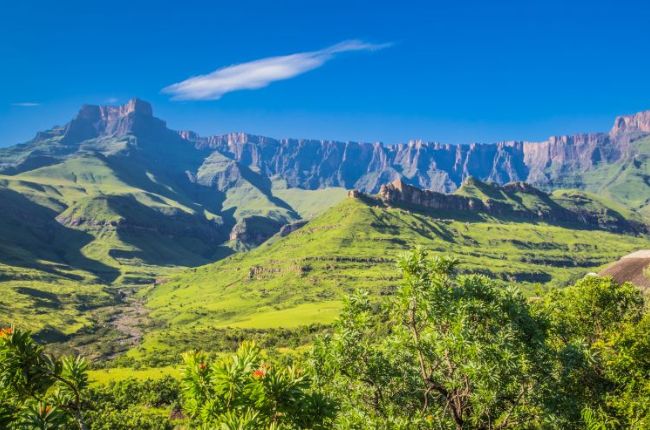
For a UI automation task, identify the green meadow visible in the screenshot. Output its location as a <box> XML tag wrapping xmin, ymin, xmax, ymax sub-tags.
<box><xmin>137</xmin><ymin>194</ymin><xmax>650</xmax><ymax>362</ymax></box>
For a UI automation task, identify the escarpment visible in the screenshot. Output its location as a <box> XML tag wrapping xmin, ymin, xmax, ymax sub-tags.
<box><xmin>365</xmin><ymin>178</ymin><xmax>645</xmax><ymax>233</ymax></box>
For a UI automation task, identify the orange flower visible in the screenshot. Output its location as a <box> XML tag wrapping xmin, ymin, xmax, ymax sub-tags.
<box><xmin>252</xmin><ymin>368</ymin><xmax>266</xmax><ymax>379</ymax></box>
<box><xmin>0</xmin><ymin>327</ymin><xmax>12</xmax><ymax>337</ymax></box>
<box><xmin>198</xmin><ymin>362</ymin><xmax>207</xmax><ymax>371</ymax></box>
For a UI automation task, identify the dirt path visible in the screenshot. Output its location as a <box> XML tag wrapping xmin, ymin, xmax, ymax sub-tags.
<box><xmin>110</xmin><ymin>293</ymin><xmax>148</xmax><ymax>348</ymax></box>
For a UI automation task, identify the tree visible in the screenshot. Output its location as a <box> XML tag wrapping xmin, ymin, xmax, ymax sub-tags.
<box><xmin>316</xmin><ymin>249</ymin><xmax>552</xmax><ymax>429</ymax></box>
<box><xmin>181</xmin><ymin>341</ymin><xmax>336</xmax><ymax>429</ymax></box>
<box><xmin>0</xmin><ymin>327</ymin><xmax>89</xmax><ymax>429</ymax></box>
<box><xmin>542</xmin><ymin>276</ymin><xmax>649</xmax><ymax>429</ymax></box>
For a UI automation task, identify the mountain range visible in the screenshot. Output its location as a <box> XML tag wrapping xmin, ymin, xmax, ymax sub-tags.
<box><xmin>3</xmin><ymin>99</ymin><xmax>650</xmax><ymax>242</ymax></box>
<box><xmin>1</xmin><ymin>98</ymin><xmax>649</xmax><ymax>348</ymax></box>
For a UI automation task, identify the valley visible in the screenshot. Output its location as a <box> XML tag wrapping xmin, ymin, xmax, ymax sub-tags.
<box><xmin>1</xmin><ymin>98</ymin><xmax>650</xmax><ymax>361</ymax></box>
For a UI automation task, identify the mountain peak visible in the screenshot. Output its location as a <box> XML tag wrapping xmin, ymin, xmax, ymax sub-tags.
<box><xmin>610</xmin><ymin>109</ymin><xmax>650</xmax><ymax>136</ymax></box>
<box><xmin>62</xmin><ymin>98</ymin><xmax>165</xmax><ymax>144</ymax></box>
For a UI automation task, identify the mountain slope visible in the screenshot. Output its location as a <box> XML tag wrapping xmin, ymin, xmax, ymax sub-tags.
<box><xmin>1</xmin><ymin>99</ymin><xmax>650</xmax><ymax>344</ymax></box>
<box><xmin>0</xmin><ymin>100</ymin><xmax>347</xmax><ymax>280</ymax></box>
<box><xmin>0</xmin><ymin>100</ymin><xmax>345</xmax><ymax>340</ymax></box>
<box><xmin>138</xmin><ymin>185</ymin><xmax>650</xmax><ymax>359</ymax></box>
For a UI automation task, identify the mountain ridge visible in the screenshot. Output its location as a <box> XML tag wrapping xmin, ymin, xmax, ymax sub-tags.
<box><xmin>3</xmin><ymin>98</ymin><xmax>649</xmax><ymax>197</ymax></box>
<box><xmin>2</xmin><ymin>99</ymin><xmax>649</xmax><ymax>346</ymax></box>
<box><xmin>177</xmin><ymin>106</ymin><xmax>649</xmax><ymax>194</ymax></box>
<box><xmin>1</xmin><ymin>97</ymin><xmax>648</xmax><ymax>251</ymax></box>
<box><xmin>370</xmin><ymin>177</ymin><xmax>645</xmax><ymax>233</ymax></box>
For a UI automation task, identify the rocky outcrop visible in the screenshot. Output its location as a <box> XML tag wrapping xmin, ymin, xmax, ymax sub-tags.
<box><xmin>60</xmin><ymin>98</ymin><xmax>181</xmax><ymax>147</ymax></box>
<box><xmin>610</xmin><ymin>110</ymin><xmax>650</xmax><ymax>137</ymax></box>
<box><xmin>375</xmin><ymin>178</ymin><xmax>644</xmax><ymax>233</ymax></box>
<box><xmin>378</xmin><ymin>178</ymin><xmax>485</xmax><ymax>212</ymax></box>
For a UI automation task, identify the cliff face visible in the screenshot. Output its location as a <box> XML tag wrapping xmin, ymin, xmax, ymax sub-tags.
<box><xmin>183</xmin><ymin>134</ymin><xmax>533</xmax><ymax>193</ymax></box>
<box><xmin>6</xmin><ymin>98</ymin><xmax>650</xmax><ymax>211</ymax></box>
<box><xmin>16</xmin><ymin>99</ymin><xmax>649</xmax><ymax>195</ymax></box>
<box><xmin>182</xmin><ymin>109</ymin><xmax>650</xmax><ymax>193</ymax></box>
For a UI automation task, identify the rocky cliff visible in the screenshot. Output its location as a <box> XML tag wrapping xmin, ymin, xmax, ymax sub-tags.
<box><xmin>372</xmin><ymin>178</ymin><xmax>645</xmax><ymax>233</ymax></box>
<box><xmin>2</xmin><ymin>99</ymin><xmax>649</xmax><ymax>245</ymax></box>
<box><xmin>181</xmin><ymin>109</ymin><xmax>650</xmax><ymax>193</ymax></box>
<box><xmin>9</xmin><ymin>98</ymin><xmax>648</xmax><ymax>195</ymax></box>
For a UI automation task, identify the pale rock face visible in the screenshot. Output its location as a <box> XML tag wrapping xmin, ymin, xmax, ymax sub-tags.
<box><xmin>611</xmin><ymin>110</ymin><xmax>650</xmax><ymax>136</ymax></box>
<box><xmin>61</xmin><ymin>98</ymin><xmax>168</xmax><ymax>144</ymax></box>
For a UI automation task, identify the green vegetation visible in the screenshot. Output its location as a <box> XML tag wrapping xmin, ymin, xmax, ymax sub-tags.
<box><xmin>140</xmin><ymin>195</ymin><xmax>649</xmax><ymax>361</ymax></box>
<box><xmin>271</xmin><ymin>178</ymin><xmax>348</xmax><ymax>219</ymax></box>
<box><xmin>0</xmin><ymin>150</ymin><xmax>345</xmax><ymax>345</ymax></box>
<box><xmin>181</xmin><ymin>342</ymin><xmax>335</xmax><ymax>428</ymax></box>
<box><xmin>313</xmin><ymin>249</ymin><xmax>650</xmax><ymax>428</ymax></box>
<box><xmin>548</xmin><ymin>135</ymin><xmax>650</xmax><ymax>218</ymax></box>
<box><xmin>2</xmin><ymin>250</ymin><xmax>649</xmax><ymax>428</ymax></box>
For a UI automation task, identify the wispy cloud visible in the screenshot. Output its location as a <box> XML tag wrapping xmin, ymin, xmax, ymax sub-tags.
<box><xmin>12</xmin><ymin>102</ymin><xmax>40</xmax><ymax>107</ymax></box>
<box><xmin>106</xmin><ymin>97</ymin><xmax>119</xmax><ymax>104</ymax></box>
<box><xmin>162</xmin><ymin>40</ymin><xmax>392</xmax><ymax>101</ymax></box>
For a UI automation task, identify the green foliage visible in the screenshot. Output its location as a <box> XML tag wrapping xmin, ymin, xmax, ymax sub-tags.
<box><xmin>311</xmin><ymin>249</ymin><xmax>650</xmax><ymax>429</ymax></box>
<box><xmin>84</xmin><ymin>376</ymin><xmax>180</xmax><ymax>430</ymax></box>
<box><xmin>181</xmin><ymin>341</ymin><xmax>336</xmax><ymax>429</ymax></box>
<box><xmin>0</xmin><ymin>327</ymin><xmax>88</xmax><ymax>429</ymax></box>
<box><xmin>2</xmin><ymin>250</ymin><xmax>649</xmax><ymax>429</ymax></box>
<box><xmin>314</xmin><ymin>249</ymin><xmax>550</xmax><ymax>428</ymax></box>
<box><xmin>143</xmin><ymin>196</ymin><xmax>649</xmax><ymax>360</ymax></box>
<box><xmin>542</xmin><ymin>276</ymin><xmax>650</xmax><ymax>429</ymax></box>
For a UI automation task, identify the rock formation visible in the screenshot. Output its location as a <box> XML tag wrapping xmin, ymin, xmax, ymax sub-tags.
<box><xmin>180</xmin><ymin>109</ymin><xmax>650</xmax><ymax>193</ymax></box>
<box><xmin>375</xmin><ymin>178</ymin><xmax>644</xmax><ymax>233</ymax></box>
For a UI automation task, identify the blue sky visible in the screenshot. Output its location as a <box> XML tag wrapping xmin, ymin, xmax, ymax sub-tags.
<box><xmin>1</xmin><ymin>0</ymin><xmax>650</xmax><ymax>146</ymax></box>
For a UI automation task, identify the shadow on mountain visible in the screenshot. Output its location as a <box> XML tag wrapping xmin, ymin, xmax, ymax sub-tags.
<box><xmin>74</xmin><ymin>194</ymin><xmax>229</xmax><ymax>266</ymax></box>
<box><xmin>235</xmin><ymin>163</ymin><xmax>298</xmax><ymax>216</ymax></box>
<box><xmin>104</xmin><ymin>153</ymin><xmax>227</xmax><ymax>217</ymax></box>
<box><xmin>0</xmin><ymin>187</ymin><xmax>120</xmax><ymax>283</ymax></box>
<box><xmin>15</xmin><ymin>287</ymin><xmax>62</xmax><ymax>309</ymax></box>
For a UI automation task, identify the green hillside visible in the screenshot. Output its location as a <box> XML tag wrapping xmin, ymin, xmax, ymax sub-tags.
<box><xmin>137</xmin><ymin>194</ymin><xmax>650</xmax><ymax>360</ymax></box>
<box><xmin>549</xmin><ymin>135</ymin><xmax>650</xmax><ymax>218</ymax></box>
<box><xmin>0</xmin><ymin>150</ymin><xmax>343</xmax><ymax>342</ymax></box>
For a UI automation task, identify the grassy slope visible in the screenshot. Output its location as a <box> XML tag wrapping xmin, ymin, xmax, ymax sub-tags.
<box><xmin>138</xmin><ymin>196</ymin><xmax>650</xmax><ymax>359</ymax></box>
<box><xmin>0</xmin><ymin>152</ymin><xmax>349</xmax><ymax>340</ymax></box>
<box><xmin>271</xmin><ymin>178</ymin><xmax>348</xmax><ymax>219</ymax></box>
<box><xmin>548</xmin><ymin>136</ymin><xmax>650</xmax><ymax>217</ymax></box>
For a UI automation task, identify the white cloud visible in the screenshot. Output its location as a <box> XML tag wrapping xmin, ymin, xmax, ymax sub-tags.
<box><xmin>12</xmin><ymin>102</ymin><xmax>40</xmax><ymax>107</ymax></box>
<box><xmin>106</xmin><ymin>97</ymin><xmax>119</xmax><ymax>103</ymax></box>
<box><xmin>162</xmin><ymin>40</ymin><xmax>392</xmax><ymax>101</ymax></box>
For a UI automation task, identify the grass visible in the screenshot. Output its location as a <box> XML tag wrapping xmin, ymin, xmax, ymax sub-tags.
<box><xmin>88</xmin><ymin>366</ymin><xmax>182</xmax><ymax>385</ymax></box>
<box><xmin>137</xmin><ymin>196</ymin><xmax>650</xmax><ymax>360</ymax></box>
<box><xmin>213</xmin><ymin>301</ymin><xmax>344</xmax><ymax>329</ymax></box>
<box><xmin>0</xmin><ymin>149</ymin><xmax>351</xmax><ymax>344</ymax></box>
<box><xmin>545</xmin><ymin>136</ymin><xmax>650</xmax><ymax>217</ymax></box>
<box><xmin>271</xmin><ymin>178</ymin><xmax>348</xmax><ymax>219</ymax></box>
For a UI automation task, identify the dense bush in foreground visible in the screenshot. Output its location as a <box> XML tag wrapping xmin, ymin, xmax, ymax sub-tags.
<box><xmin>314</xmin><ymin>249</ymin><xmax>649</xmax><ymax>429</ymax></box>
<box><xmin>1</xmin><ymin>249</ymin><xmax>648</xmax><ymax>429</ymax></box>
